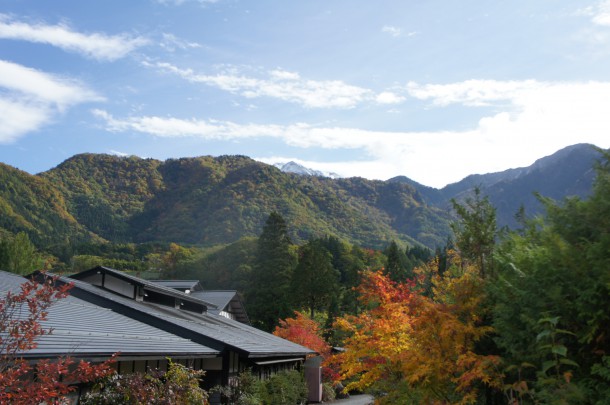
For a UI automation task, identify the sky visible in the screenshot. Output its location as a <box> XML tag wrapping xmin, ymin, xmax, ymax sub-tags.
<box><xmin>1</xmin><ymin>1</ymin><xmax>610</xmax><ymax>188</ymax></box>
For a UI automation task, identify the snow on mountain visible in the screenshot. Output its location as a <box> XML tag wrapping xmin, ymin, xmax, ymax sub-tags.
<box><xmin>273</xmin><ymin>161</ymin><xmax>342</xmax><ymax>179</ymax></box>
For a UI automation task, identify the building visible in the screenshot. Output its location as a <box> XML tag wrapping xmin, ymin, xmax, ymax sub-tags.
<box><xmin>1</xmin><ymin>267</ymin><xmax>315</xmax><ymax>403</ymax></box>
<box><xmin>150</xmin><ymin>280</ymin><xmax>250</xmax><ymax>324</ymax></box>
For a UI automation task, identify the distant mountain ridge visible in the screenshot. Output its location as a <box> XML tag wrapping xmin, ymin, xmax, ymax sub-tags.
<box><xmin>390</xmin><ymin>143</ymin><xmax>602</xmax><ymax>228</ymax></box>
<box><xmin>0</xmin><ymin>144</ymin><xmax>603</xmax><ymax>253</ymax></box>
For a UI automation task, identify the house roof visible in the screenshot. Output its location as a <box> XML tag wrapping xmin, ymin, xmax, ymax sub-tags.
<box><xmin>59</xmin><ymin>269</ymin><xmax>314</xmax><ymax>359</ymax></box>
<box><xmin>71</xmin><ymin>267</ymin><xmax>218</xmax><ymax>310</ymax></box>
<box><xmin>148</xmin><ymin>281</ymin><xmax>250</xmax><ymax>325</ymax></box>
<box><xmin>189</xmin><ymin>290</ymin><xmax>250</xmax><ymax>325</ymax></box>
<box><xmin>190</xmin><ymin>290</ymin><xmax>235</xmax><ymax>311</ymax></box>
<box><xmin>136</xmin><ymin>301</ymin><xmax>308</xmax><ymax>358</ymax></box>
<box><xmin>0</xmin><ymin>271</ymin><xmax>218</xmax><ymax>361</ymax></box>
<box><xmin>150</xmin><ymin>280</ymin><xmax>203</xmax><ymax>292</ymax></box>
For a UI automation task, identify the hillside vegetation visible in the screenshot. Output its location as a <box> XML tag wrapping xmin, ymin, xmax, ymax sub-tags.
<box><xmin>0</xmin><ymin>144</ymin><xmax>603</xmax><ymax>255</ymax></box>
<box><xmin>37</xmin><ymin>154</ymin><xmax>452</xmax><ymax>249</ymax></box>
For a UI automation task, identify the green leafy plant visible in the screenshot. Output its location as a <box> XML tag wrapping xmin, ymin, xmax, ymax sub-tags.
<box><xmin>212</xmin><ymin>369</ymin><xmax>307</xmax><ymax>405</ymax></box>
<box><xmin>81</xmin><ymin>359</ymin><xmax>208</xmax><ymax>405</ymax></box>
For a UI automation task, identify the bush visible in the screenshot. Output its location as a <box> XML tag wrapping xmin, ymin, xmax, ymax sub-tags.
<box><xmin>81</xmin><ymin>360</ymin><xmax>208</xmax><ymax>404</ymax></box>
<box><xmin>263</xmin><ymin>369</ymin><xmax>307</xmax><ymax>404</ymax></box>
<box><xmin>213</xmin><ymin>369</ymin><xmax>307</xmax><ymax>405</ymax></box>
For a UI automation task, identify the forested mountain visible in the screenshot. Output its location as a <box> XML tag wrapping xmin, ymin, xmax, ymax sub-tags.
<box><xmin>391</xmin><ymin>143</ymin><xmax>602</xmax><ymax>228</ymax></box>
<box><xmin>0</xmin><ymin>144</ymin><xmax>603</xmax><ymax>252</ymax></box>
<box><xmin>0</xmin><ymin>162</ymin><xmax>94</xmax><ymax>247</ymax></box>
<box><xmin>43</xmin><ymin>154</ymin><xmax>449</xmax><ymax>248</ymax></box>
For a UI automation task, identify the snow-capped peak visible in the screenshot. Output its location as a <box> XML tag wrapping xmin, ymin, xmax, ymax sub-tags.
<box><xmin>273</xmin><ymin>161</ymin><xmax>341</xmax><ymax>179</ymax></box>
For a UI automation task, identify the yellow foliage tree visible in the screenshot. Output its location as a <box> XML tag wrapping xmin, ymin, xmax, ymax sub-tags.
<box><xmin>332</xmin><ymin>252</ymin><xmax>501</xmax><ymax>404</ymax></box>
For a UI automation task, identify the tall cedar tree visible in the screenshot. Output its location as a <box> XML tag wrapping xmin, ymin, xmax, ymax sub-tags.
<box><xmin>248</xmin><ymin>212</ymin><xmax>296</xmax><ymax>331</ymax></box>
<box><xmin>451</xmin><ymin>187</ymin><xmax>497</xmax><ymax>277</ymax></box>
<box><xmin>291</xmin><ymin>240</ymin><xmax>338</xmax><ymax>318</ymax></box>
<box><xmin>0</xmin><ymin>274</ymin><xmax>115</xmax><ymax>404</ymax></box>
<box><xmin>384</xmin><ymin>240</ymin><xmax>410</xmax><ymax>282</ymax></box>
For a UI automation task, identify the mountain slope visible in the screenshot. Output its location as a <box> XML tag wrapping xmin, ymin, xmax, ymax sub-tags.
<box><xmin>41</xmin><ymin>154</ymin><xmax>164</xmax><ymax>241</ymax></box>
<box><xmin>0</xmin><ymin>144</ymin><xmax>602</xmax><ymax>253</ymax></box>
<box><xmin>125</xmin><ymin>156</ymin><xmax>450</xmax><ymax>247</ymax></box>
<box><xmin>0</xmin><ymin>163</ymin><xmax>93</xmax><ymax>247</ymax></box>
<box><xmin>391</xmin><ymin>144</ymin><xmax>602</xmax><ymax>228</ymax></box>
<box><xmin>477</xmin><ymin>144</ymin><xmax>600</xmax><ymax>227</ymax></box>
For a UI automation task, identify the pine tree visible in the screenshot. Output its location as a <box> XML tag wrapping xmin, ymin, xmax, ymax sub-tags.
<box><xmin>384</xmin><ymin>240</ymin><xmax>409</xmax><ymax>282</ymax></box>
<box><xmin>248</xmin><ymin>212</ymin><xmax>296</xmax><ymax>331</ymax></box>
<box><xmin>291</xmin><ymin>240</ymin><xmax>338</xmax><ymax>318</ymax></box>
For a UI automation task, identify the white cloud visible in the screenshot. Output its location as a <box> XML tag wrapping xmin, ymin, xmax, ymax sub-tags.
<box><xmin>376</xmin><ymin>91</ymin><xmax>406</xmax><ymax>104</ymax></box>
<box><xmin>381</xmin><ymin>25</ymin><xmax>417</xmax><ymax>38</ymax></box>
<box><xmin>147</xmin><ymin>61</ymin><xmax>405</xmax><ymax>108</ymax></box>
<box><xmin>0</xmin><ymin>60</ymin><xmax>101</xmax><ymax>109</ymax></box>
<box><xmin>109</xmin><ymin>150</ymin><xmax>130</xmax><ymax>157</ymax></box>
<box><xmin>0</xmin><ymin>14</ymin><xmax>148</xmax><ymax>61</ymax></box>
<box><xmin>92</xmin><ymin>109</ymin><xmax>287</xmax><ymax>139</ymax></box>
<box><xmin>382</xmin><ymin>25</ymin><xmax>402</xmax><ymax>37</ymax></box>
<box><xmin>0</xmin><ymin>98</ymin><xmax>51</xmax><ymax>143</ymax></box>
<box><xmin>160</xmin><ymin>33</ymin><xmax>202</xmax><ymax>52</ymax></box>
<box><xmin>92</xmin><ymin>79</ymin><xmax>610</xmax><ymax>187</ymax></box>
<box><xmin>581</xmin><ymin>1</ymin><xmax>610</xmax><ymax>26</ymax></box>
<box><xmin>269</xmin><ymin>69</ymin><xmax>301</xmax><ymax>80</ymax></box>
<box><xmin>0</xmin><ymin>60</ymin><xmax>102</xmax><ymax>143</ymax></box>
<box><xmin>406</xmin><ymin>79</ymin><xmax>542</xmax><ymax>106</ymax></box>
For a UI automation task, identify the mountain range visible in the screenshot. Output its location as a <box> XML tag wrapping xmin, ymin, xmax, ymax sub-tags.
<box><xmin>0</xmin><ymin>144</ymin><xmax>603</xmax><ymax>252</ymax></box>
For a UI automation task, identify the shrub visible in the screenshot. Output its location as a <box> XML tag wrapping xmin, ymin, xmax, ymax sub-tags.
<box><xmin>213</xmin><ymin>369</ymin><xmax>307</xmax><ymax>405</ymax></box>
<box><xmin>81</xmin><ymin>360</ymin><xmax>208</xmax><ymax>404</ymax></box>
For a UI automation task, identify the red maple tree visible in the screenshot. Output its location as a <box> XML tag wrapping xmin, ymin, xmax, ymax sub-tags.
<box><xmin>0</xmin><ymin>275</ymin><xmax>116</xmax><ymax>404</ymax></box>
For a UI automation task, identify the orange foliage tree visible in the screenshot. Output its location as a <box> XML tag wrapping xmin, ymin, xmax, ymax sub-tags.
<box><xmin>0</xmin><ymin>275</ymin><xmax>116</xmax><ymax>404</ymax></box>
<box><xmin>332</xmin><ymin>253</ymin><xmax>501</xmax><ymax>404</ymax></box>
<box><xmin>274</xmin><ymin>311</ymin><xmax>331</xmax><ymax>357</ymax></box>
<box><xmin>274</xmin><ymin>311</ymin><xmax>339</xmax><ymax>381</ymax></box>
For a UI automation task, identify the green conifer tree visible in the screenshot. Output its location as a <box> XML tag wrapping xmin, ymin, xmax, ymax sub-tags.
<box><xmin>384</xmin><ymin>240</ymin><xmax>409</xmax><ymax>282</ymax></box>
<box><xmin>248</xmin><ymin>212</ymin><xmax>296</xmax><ymax>331</ymax></box>
<box><xmin>291</xmin><ymin>239</ymin><xmax>339</xmax><ymax>318</ymax></box>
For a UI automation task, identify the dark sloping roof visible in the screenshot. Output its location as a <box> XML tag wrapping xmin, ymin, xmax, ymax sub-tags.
<box><xmin>189</xmin><ymin>290</ymin><xmax>250</xmax><ymax>325</ymax></box>
<box><xmin>71</xmin><ymin>267</ymin><xmax>218</xmax><ymax>310</ymax></box>
<box><xmin>150</xmin><ymin>280</ymin><xmax>203</xmax><ymax>292</ymax></box>
<box><xmin>190</xmin><ymin>290</ymin><xmax>235</xmax><ymax>311</ymax></box>
<box><xmin>0</xmin><ymin>270</ymin><xmax>218</xmax><ymax>360</ymax></box>
<box><xmin>148</xmin><ymin>280</ymin><xmax>250</xmax><ymax>325</ymax></box>
<box><xmin>138</xmin><ymin>302</ymin><xmax>311</xmax><ymax>358</ymax></box>
<box><xmin>59</xmin><ymin>272</ymin><xmax>313</xmax><ymax>358</ymax></box>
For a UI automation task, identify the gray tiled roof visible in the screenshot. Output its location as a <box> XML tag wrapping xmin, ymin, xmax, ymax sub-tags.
<box><xmin>71</xmin><ymin>267</ymin><xmax>218</xmax><ymax>310</ymax></box>
<box><xmin>0</xmin><ymin>271</ymin><xmax>218</xmax><ymax>360</ymax></box>
<box><xmin>150</xmin><ymin>280</ymin><xmax>203</xmax><ymax>291</ymax></box>
<box><xmin>189</xmin><ymin>290</ymin><xmax>236</xmax><ymax>311</ymax></box>
<box><xmin>139</xmin><ymin>302</ymin><xmax>313</xmax><ymax>358</ymax></box>
<box><xmin>62</xmin><ymin>272</ymin><xmax>314</xmax><ymax>358</ymax></box>
<box><xmin>189</xmin><ymin>290</ymin><xmax>250</xmax><ymax>325</ymax></box>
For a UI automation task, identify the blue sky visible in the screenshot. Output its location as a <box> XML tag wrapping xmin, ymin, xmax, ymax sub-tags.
<box><xmin>1</xmin><ymin>0</ymin><xmax>610</xmax><ymax>187</ymax></box>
